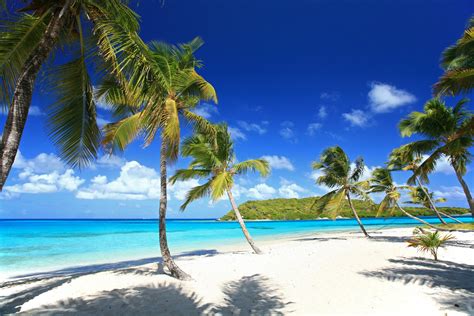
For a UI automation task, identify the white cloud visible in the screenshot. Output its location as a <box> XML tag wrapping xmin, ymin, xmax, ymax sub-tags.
<box><xmin>261</xmin><ymin>155</ymin><xmax>295</xmax><ymax>171</ymax></box>
<box><xmin>228</xmin><ymin>126</ymin><xmax>246</xmax><ymax>140</ymax></box>
<box><xmin>76</xmin><ymin>161</ymin><xmax>161</xmax><ymax>200</ymax></box>
<box><xmin>422</xmin><ymin>155</ymin><xmax>454</xmax><ymax>175</ymax></box>
<box><xmin>278</xmin><ymin>182</ymin><xmax>307</xmax><ymax>198</ymax></box>
<box><xmin>95</xmin><ymin>155</ymin><xmax>126</xmax><ymax>169</ymax></box>
<box><xmin>279</xmin><ymin>121</ymin><xmax>297</xmax><ymax>141</ymax></box>
<box><xmin>342</xmin><ymin>109</ymin><xmax>371</xmax><ymax>127</ymax></box>
<box><xmin>237</xmin><ymin>121</ymin><xmax>267</xmax><ymax>135</ymax></box>
<box><xmin>13</xmin><ymin>152</ymin><xmax>66</xmax><ymax>174</ymax></box>
<box><xmin>193</xmin><ymin>103</ymin><xmax>218</xmax><ymax>119</ymax></box>
<box><xmin>247</xmin><ymin>183</ymin><xmax>276</xmax><ymax>200</ymax></box>
<box><xmin>368</xmin><ymin>82</ymin><xmax>416</xmax><ymax>113</ymax></box>
<box><xmin>29</xmin><ymin>106</ymin><xmax>44</xmax><ymax>116</ymax></box>
<box><xmin>434</xmin><ymin>186</ymin><xmax>465</xmax><ymax>201</ymax></box>
<box><xmin>307</xmin><ymin>123</ymin><xmax>322</xmax><ymax>136</ymax></box>
<box><xmin>320</xmin><ymin>92</ymin><xmax>339</xmax><ymax>101</ymax></box>
<box><xmin>4</xmin><ymin>169</ymin><xmax>84</xmax><ymax>194</ymax></box>
<box><xmin>318</xmin><ymin>105</ymin><xmax>327</xmax><ymax>119</ymax></box>
<box><xmin>77</xmin><ymin>160</ymin><xmax>199</xmax><ymax>201</ymax></box>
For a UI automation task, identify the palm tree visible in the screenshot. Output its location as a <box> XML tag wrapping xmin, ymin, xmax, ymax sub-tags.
<box><xmin>102</xmin><ymin>38</ymin><xmax>217</xmax><ymax>280</ymax></box>
<box><xmin>311</xmin><ymin>146</ymin><xmax>372</xmax><ymax>237</ymax></box>
<box><xmin>0</xmin><ymin>0</ymin><xmax>145</xmax><ymax>190</ymax></box>
<box><xmin>399</xmin><ymin>98</ymin><xmax>474</xmax><ymax>216</ymax></box>
<box><xmin>369</xmin><ymin>168</ymin><xmax>441</xmax><ymax>230</ymax></box>
<box><xmin>170</xmin><ymin>124</ymin><xmax>270</xmax><ymax>254</ymax></box>
<box><xmin>408</xmin><ymin>228</ymin><xmax>454</xmax><ymax>261</ymax></box>
<box><xmin>434</xmin><ymin>16</ymin><xmax>474</xmax><ymax>96</ymax></box>
<box><xmin>388</xmin><ymin>147</ymin><xmax>448</xmax><ymax>224</ymax></box>
<box><xmin>406</xmin><ymin>186</ymin><xmax>446</xmax><ymax>209</ymax></box>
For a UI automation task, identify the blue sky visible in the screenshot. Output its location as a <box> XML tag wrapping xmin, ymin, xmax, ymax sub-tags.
<box><xmin>1</xmin><ymin>0</ymin><xmax>473</xmax><ymax>219</ymax></box>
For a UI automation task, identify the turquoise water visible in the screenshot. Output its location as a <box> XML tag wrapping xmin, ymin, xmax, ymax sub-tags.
<box><xmin>1</xmin><ymin>216</ymin><xmax>472</xmax><ymax>279</ymax></box>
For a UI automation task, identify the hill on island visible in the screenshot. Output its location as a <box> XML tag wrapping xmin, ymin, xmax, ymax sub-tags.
<box><xmin>219</xmin><ymin>197</ymin><xmax>469</xmax><ymax>221</ymax></box>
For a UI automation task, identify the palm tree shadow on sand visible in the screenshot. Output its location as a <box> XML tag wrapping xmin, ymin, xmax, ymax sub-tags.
<box><xmin>360</xmin><ymin>257</ymin><xmax>474</xmax><ymax>314</ymax></box>
<box><xmin>14</xmin><ymin>274</ymin><xmax>291</xmax><ymax>315</ymax></box>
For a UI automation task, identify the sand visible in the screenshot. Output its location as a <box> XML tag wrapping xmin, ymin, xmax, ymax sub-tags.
<box><xmin>1</xmin><ymin>227</ymin><xmax>473</xmax><ymax>315</ymax></box>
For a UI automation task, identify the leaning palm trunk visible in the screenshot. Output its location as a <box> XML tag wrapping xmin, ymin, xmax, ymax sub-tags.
<box><xmin>227</xmin><ymin>189</ymin><xmax>262</xmax><ymax>254</ymax></box>
<box><xmin>454</xmin><ymin>168</ymin><xmax>474</xmax><ymax>217</ymax></box>
<box><xmin>0</xmin><ymin>2</ymin><xmax>70</xmax><ymax>191</ymax></box>
<box><xmin>395</xmin><ymin>201</ymin><xmax>449</xmax><ymax>230</ymax></box>
<box><xmin>159</xmin><ymin>142</ymin><xmax>190</xmax><ymax>280</ymax></box>
<box><xmin>414</xmin><ymin>176</ymin><xmax>447</xmax><ymax>224</ymax></box>
<box><xmin>346</xmin><ymin>193</ymin><xmax>370</xmax><ymax>238</ymax></box>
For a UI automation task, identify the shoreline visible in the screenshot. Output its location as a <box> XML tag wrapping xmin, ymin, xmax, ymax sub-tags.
<box><xmin>1</xmin><ymin>217</ymin><xmax>472</xmax><ymax>282</ymax></box>
<box><xmin>1</xmin><ymin>226</ymin><xmax>473</xmax><ymax>315</ymax></box>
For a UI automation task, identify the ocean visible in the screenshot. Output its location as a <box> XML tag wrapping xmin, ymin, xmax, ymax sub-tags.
<box><xmin>1</xmin><ymin>216</ymin><xmax>472</xmax><ymax>279</ymax></box>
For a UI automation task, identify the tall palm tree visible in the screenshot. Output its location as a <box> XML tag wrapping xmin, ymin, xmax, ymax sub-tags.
<box><xmin>0</xmin><ymin>0</ymin><xmax>144</xmax><ymax>190</ymax></box>
<box><xmin>170</xmin><ymin>124</ymin><xmax>270</xmax><ymax>254</ymax></box>
<box><xmin>387</xmin><ymin>147</ymin><xmax>448</xmax><ymax>224</ymax></box>
<box><xmin>434</xmin><ymin>16</ymin><xmax>474</xmax><ymax>96</ymax></box>
<box><xmin>102</xmin><ymin>38</ymin><xmax>217</xmax><ymax>280</ymax></box>
<box><xmin>311</xmin><ymin>146</ymin><xmax>372</xmax><ymax>237</ymax></box>
<box><xmin>369</xmin><ymin>168</ymin><xmax>441</xmax><ymax>230</ymax></box>
<box><xmin>399</xmin><ymin>98</ymin><xmax>474</xmax><ymax>216</ymax></box>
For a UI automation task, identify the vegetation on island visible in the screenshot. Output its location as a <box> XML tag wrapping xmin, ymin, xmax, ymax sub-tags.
<box><xmin>219</xmin><ymin>197</ymin><xmax>468</xmax><ymax>221</ymax></box>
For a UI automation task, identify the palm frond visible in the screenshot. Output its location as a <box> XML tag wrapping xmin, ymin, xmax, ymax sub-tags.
<box><xmin>180</xmin><ymin>181</ymin><xmax>212</xmax><ymax>211</ymax></box>
<box><xmin>169</xmin><ymin>168</ymin><xmax>211</xmax><ymax>184</ymax></box>
<box><xmin>0</xmin><ymin>12</ymin><xmax>48</xmax><ymax>108</ymax></box>
<box><xmin>47</xmin><ymin>36</ymin><xmax>100</xmax><ymax>168</ymax></box>
<box><xmin>234</xmin><ymin>159</ymin><xmax>270</xmax><ymax>177</ymax></box>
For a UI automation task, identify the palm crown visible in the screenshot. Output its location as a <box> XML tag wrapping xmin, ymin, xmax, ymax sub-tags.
<box><xmin>434</xmin><ymin>16</ymin><xmax>474</xmax><ymax>96</ymax></box>
<box><xmin>0</xmin><ymin>0</ymin><xmax>143</xmax><ymax>167</ymax></box>
<box><xmin>406</xmin><ymin>186</ymin><xmax>446</xmax><ymax>209</ymax></box>
<box><xmin>399</xmin><ymin>98</ymin><xmax>473</xmax><ymax>177</ymax></box>
<box><xmin>311</xmin><ymin>146</ymin><xmax>371</xmax><ymax>218</ymax></box>
<box><xmin>370</xmin><ymin>168</ymin><xmax>408</xmax><ymax>216</ymax></box>
<box><xmin>170</xmin><ymin>124</ymin><xmax>269</xmax><ymax>210</ymax></box>
<box><xmin>101</xmin><ymin>37</ymin><xmax>218</xmax><ymax>160</ymax></box>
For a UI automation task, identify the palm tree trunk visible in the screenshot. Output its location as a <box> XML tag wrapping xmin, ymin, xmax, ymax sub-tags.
<box><xmin>159</xmin><ymin>141</ymin><xmax>190</xmax><ymax>280</ymax></box>
<box><xmin>414</xmin><ymin>176</ymin><xmax>447</xmax><ymax>224</ymax></box>
<box><xmin>395</xmin><ymin>201</ymin><xmax>448</xmax><ymax>231</ymax></box>
<box><xmin>454</xmin><ymin>167</ymin><xmax>474</xmax><ymax>217</ymax></box>
<box><xmin>436</xmin><ymin>210</ymin><xmax>463</xmax><ymax>224</ymax></box>
<box><xmin>0</xmin><ymin>2</ymin><xmax>70</xmax><ymax>191</ymax></box>
<box><xmin>346</xmin><ymin>193</ymin><xmax>370</xmax><ymax>238</ymax></box>
<box><xmin>227</xmin><ymin>189</ymin><xmax>262</xmax><ymax>254</ymax></box>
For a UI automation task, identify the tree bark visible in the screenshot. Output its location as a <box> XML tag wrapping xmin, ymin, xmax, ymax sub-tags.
<box><xmin>227</xmin><ymin>189</ymin><xmax>263</xmax><ymax>254</ymax></box>
<box><xmin>414</xmin><ymin>176</ymin><xmax>447</xmax><ymax>224</ymax></box>
<box><xmin>159</xmin><ymin>141</ymin><xmax>191</xmax><ymax>280</ymax></box>
<box><xmin>346</xmin><ymin>193</ymin><xmax>370</xmax><ymax>238</ymax></box>
<box><xmin>0</xmin><ymin>2</ymin><xmax>70</xmax><ymax>191</ymax></box>
<box><xmin>454</xmin><ymin>167</ymin><xmax>474</xmax><ymax>217</ymax></box>
<box><xmin>395</xmin><ymin>201</ymin><xmax>448</xmax><ymax>231</ymax></box>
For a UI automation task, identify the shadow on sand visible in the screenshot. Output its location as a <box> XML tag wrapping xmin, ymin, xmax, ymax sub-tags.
<box><xmin>360</xmin><ymin>257</ymin><xmax>474</xmax><ymax>314</ymax></box>
<box><xmin>0</xmin><ymin>249</ymin><xmax>219</xmax><ymax>314</ymax></box>
<box><xmin>14</xmin><ymin>274</ymin><xmax>291</xmax><ymax>315</ymax></box>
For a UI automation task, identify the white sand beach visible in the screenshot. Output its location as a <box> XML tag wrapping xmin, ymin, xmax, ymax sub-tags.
<box><xmin>1</xmin><ymin>227</ymin><xmax>473</xmax><ymax>315</ymax></box>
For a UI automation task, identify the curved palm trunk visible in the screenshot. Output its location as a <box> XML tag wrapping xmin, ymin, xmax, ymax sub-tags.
<box><xmin>454</xmin><ymin>168</ymin><xmax>474</xmax><ymax>217</ymax></box>
<box><xmin>436</xmin><ymin>210</ymin><xmax>463</xmax><ymax>224</ymax></box>
<box><xmin>159</xmin><ymin>142</ymin><xmax>190</xmax><ymax>280</ymax></box>
<box><xmin>395</xmin><ymin>201</ymin><xmax>448</xmax><ymax>231</ymax></box>
<box><xmin>414</xmin><ymin>176</ymin><xmax>447</xmax><ymax>224</ymax></box>
<box><xmin>346</xmin><ymin>193</ymin><xmax>370</xmax><ymax>238</ymax></box>
<box><xmin>0</xmin><ymin>2</ymin><xmax>70</xmax><ymax>191</ymax></box>
<box><xmin>227</xmin><ymin>189</ymin><xmax>262</xmax><ymax>254</ymax></box>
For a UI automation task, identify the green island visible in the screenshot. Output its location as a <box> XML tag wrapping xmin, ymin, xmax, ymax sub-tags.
<box><xmin>220</xmin><ymin>197</ymin><xmax>469</xmax><ymax>221</ymax></box>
